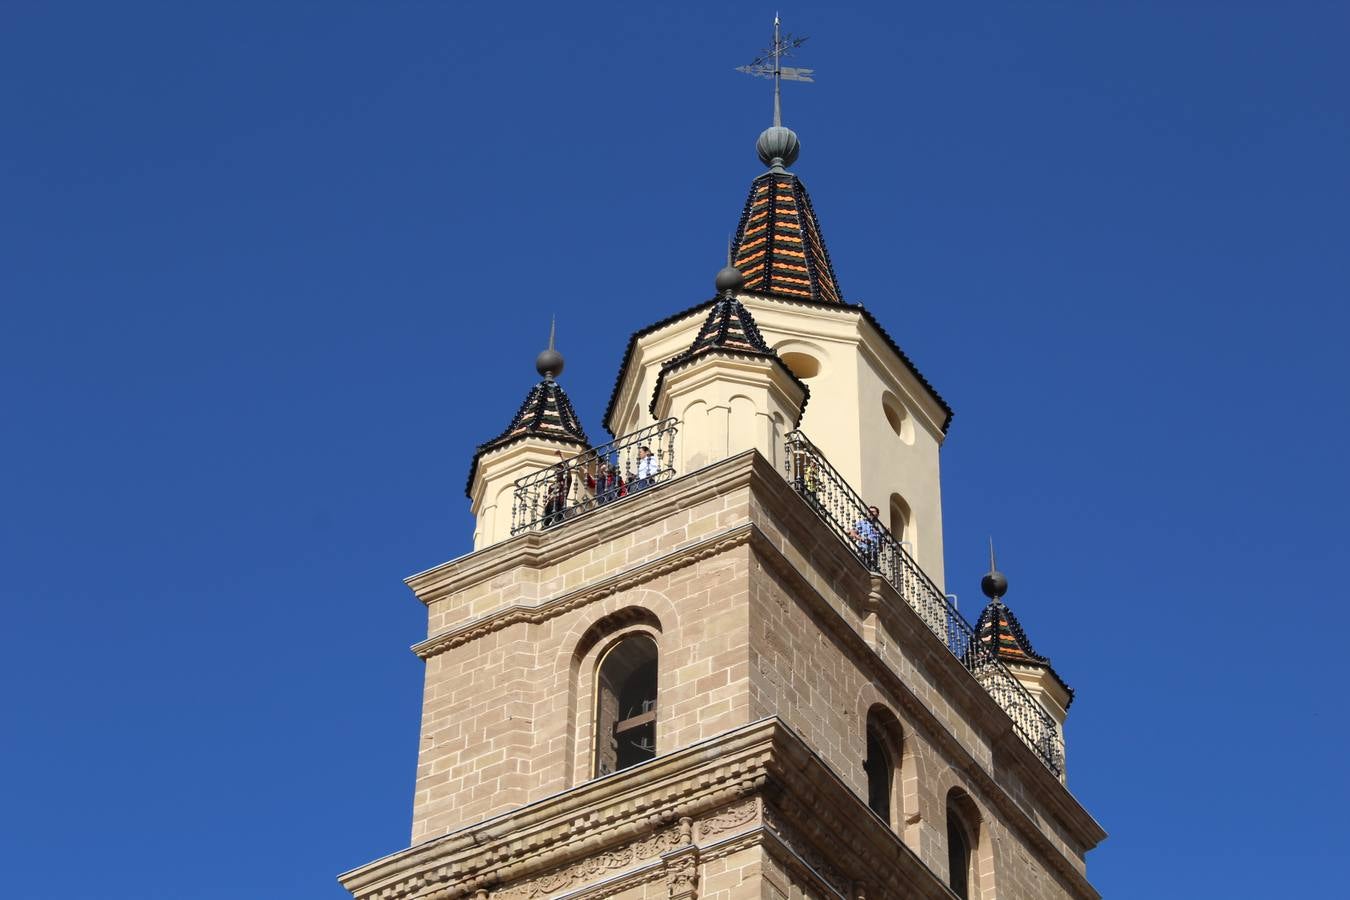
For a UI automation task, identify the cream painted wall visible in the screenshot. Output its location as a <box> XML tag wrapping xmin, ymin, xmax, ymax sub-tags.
<box><xmin>651</xmin><ymin>355</ymin><xmax>806</xmax><ymax>477</ymax></box>
<box><xmin>610</xmin><ymin>295</ymin><xmax>949</xmax><ymax>589</ymax></box>
<box><xmin>469</xmin><ymin>439</ymin><xmax>585</xmax><ymax>549</ymax></box>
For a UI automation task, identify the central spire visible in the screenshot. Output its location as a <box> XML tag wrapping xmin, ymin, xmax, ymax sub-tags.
<box><xmin>730</xmin><ymin>18</ymin><xmax>841</xmax><ymax>303</ymax></box>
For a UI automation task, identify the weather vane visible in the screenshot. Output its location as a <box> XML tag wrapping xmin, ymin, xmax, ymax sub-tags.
<box><xmin>736</xmin><ymin>14</ymin><xmax>814</xmax><ymax>128</ymax></box>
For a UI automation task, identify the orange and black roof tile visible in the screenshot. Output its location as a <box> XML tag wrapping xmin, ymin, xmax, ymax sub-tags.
<box><xmin>731</xmin><ymin>172</ymin><xmax>843</xmax><ymax>305</ymax></box>
<box><xmin>647</xmin><ymin>295</ymin><xmax>810</xmax><ymax>423</ymax></box>
<box><xmin>974</xmin><ymin>600</ymin><xmax>1075</xmax><ymax>707</ymax></box>
<box><xmin>464</xmin><ymin>379</ymin><xmax>590</xmax><ymax>498</ymax></box>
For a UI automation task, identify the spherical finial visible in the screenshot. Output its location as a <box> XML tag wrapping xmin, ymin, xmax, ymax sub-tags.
<box><xmin>981</xmin><ymin>569</ymin><xmax>1008</xmax><ymax>601</ymax></box>
<box><xmin>756</xmin><ymin>125</ymin><xmax>801</xmax><ymax>171</ymax></box>
<box><xmin>715</xmin><ymin>265</ymin><xmax>745</xmax><ymax>293</ymax></box>
<box><xmin>535</xmin><ymin>347</ymin><xmax>564</xmax><ymax>379</ymax></box>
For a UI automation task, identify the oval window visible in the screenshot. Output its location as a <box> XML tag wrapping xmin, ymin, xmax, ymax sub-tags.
<box><xmin>780</xmin><ymin>351</ymin><xmax>821</xmax><ymax>380</ymax></box>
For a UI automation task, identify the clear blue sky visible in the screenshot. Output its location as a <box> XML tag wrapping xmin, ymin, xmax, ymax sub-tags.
<box><xmin>3</xmin><ymin>2</ymin><xmax>1346</xmax><ymax>897</ymax></box>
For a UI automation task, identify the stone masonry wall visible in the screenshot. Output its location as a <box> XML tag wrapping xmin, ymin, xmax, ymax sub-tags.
<box><xmin>403</xmin><ymin>453</ymin><xmax>1099</xmax><ymax>896</ymax></box>
<box><xmin>411</xmin><ymin>485</ymin><xmax>756</xmax><ymax>844</ymax></box>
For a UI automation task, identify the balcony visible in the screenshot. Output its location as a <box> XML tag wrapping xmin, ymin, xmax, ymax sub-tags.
<box><xmin>510</xmin><ymin>418</ymin><xmax>679</xmax><ymax>535</ymax></box>
<box><xmin>510</xmin><ymin>421</ymin><xmax>1065</xmax><ymax>777</ymax></box>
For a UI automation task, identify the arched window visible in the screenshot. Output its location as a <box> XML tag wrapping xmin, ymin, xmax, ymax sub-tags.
<box><xmin>889</xmin><ymin>493</ymin><xmax>911</xmax><ymax>547</ymax></box>
<box><xmin>881</xmin><ymin>391</ymin><xmax>915</xmax><ymax>444</ymax></box>
<box><xmin>864</xmin><ymin>722</ymin><xmax>892</xmax><ymax>821</ymax></box>
<box><xmin>594</xmin><ymin>636</ymin><xmax>658</xmax><ymax>776</ymax></box>
<box><xmin>864</xmin><ymin>706</ymin><xmax>905</xmax><ymax>829</ymax></box>
<box><xmin>946</xmin><ymin>790</ymin><xmax>981</xmax><ymax>900</ymax></box>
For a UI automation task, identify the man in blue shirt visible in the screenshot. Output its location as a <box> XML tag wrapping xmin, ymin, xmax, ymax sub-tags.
<box><xmin>849</xmin><ymin>505</ymin><xmax>883</xmax><ymax>570</ymax></box>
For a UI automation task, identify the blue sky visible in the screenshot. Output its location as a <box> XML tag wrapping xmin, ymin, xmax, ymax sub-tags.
<box><xmin>2</xmin><ymin>2</ymin><xmax>1347</xmax><ymax>897</ymax></box>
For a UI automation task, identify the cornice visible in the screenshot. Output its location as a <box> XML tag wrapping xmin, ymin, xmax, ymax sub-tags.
<box><xmin>649</xmin><ymin>351</ymin><xmax>808</xmax><ymax>426</ymax></box>
<box><xmin>338</xmin><ymin>719</ymin><xmax>783</xmax><ymax>900</ymax></box>
<box><xmin>411</xmin><ymin>525</ymin><xmax>755</xmax><ymax>659</ymax></box>
<box><xmin>337</xmin><ymin>720</ymin><xmax>906</xmax><ymax>900</ymax></box>
<box><xmin>340</xmin><ymin>718</ymin><xmax>1084</xmax><ymax>900</ymax></box>
<box><xmin>406</xmin><ymin>451</ymin><xmax>766</xmax><ymax>608</ymax></box>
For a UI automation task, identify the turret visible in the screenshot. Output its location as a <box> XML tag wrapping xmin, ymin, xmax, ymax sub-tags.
<box><xmin>466</xmin><ymin>330</ymin><xmax>589</xmax><ymax>549</ymax></box>
<box><xmin>974</xmin><ymin>548</ymin><xmax>1076</xmax><ymax>777</ymax></box>
<box><xmin>650</xmin><ymin>265</ymin><xmax>808</xmax><ymax>473</ymax></box>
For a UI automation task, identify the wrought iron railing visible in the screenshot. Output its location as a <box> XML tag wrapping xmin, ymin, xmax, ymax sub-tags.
<box><xmin>784</xmin><ymin>431</ymin><xmax>1065</xmax><ymax>776</ymax></box>
<box><xmin>510</xmin><ymin>419</ymin><xmax>679</xmax><ymax>535</ymax></box>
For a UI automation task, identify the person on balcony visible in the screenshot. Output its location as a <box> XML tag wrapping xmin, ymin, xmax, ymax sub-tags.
<box><xmin>849</xmin><ymin>506</ymin><xmax>882</xmax><ymax>570</ymax></box>
<box><xmin>791</xmin><ymin>450</ymin><xmax>820</xmax><ymax>509</ymax></box>
<box><xmin>586</xmin><ymin>460</ymin><xmax>625</xmax><ymax>506</ymax></box>
<box><xmin>631</xmin><ymin>445</ymin><xmax>659</xmax><ymax>492</ymax></box>
<box><xmin>543</xmin><ymin>452</ymin><xmax>572</xmax><ymax>527</ymax></box>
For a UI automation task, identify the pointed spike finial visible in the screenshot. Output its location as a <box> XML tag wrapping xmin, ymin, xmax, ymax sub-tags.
<box><xmin>981</xmin><ymin>537</ymin><xmax>1008</xmax><ymax>602</ymax></box>
<box><xmin>536</xmin><ymin>317</ymin><xmax>564</xmax><ymax>380</ymax></box>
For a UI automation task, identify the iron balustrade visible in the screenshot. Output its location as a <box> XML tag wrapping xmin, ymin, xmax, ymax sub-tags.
<box><xmin>511</xmin><ymin>419</ymin><xmax>679</xmax><ymax>535</ymax></box>
<box><xmin>784</xmin><ymin>431</ymin><xmax>1065</xmax><ymax>776</ymax></box>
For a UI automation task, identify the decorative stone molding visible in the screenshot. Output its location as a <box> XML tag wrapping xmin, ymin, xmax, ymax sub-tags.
<box><xmin>340</xmin><ymin>721</ymin><xmax>778</xmax><ymax>900</ymax></box>
<box><xmin>494</xmin><ymin>826</ymin><xmax>680</xmax><ymax>899</ymax></box>
<box><xmin>412</xmin><ymin>526</ymin><xmax>755</xmax><ymax>659</ymax></box>
<box><xmin>340</xmin><ymin>718</ymin><xmax>1101</xmax><ymax>900</ymax></box>
<box><xmin>696</xmin><ymin>799</ymin><xmax>758</xmax><ymax>840</ymax></box>
<box><xmin>661</xmin><ymin>844</ymin><xmax>699</xmax><ymax>900</ymax></box>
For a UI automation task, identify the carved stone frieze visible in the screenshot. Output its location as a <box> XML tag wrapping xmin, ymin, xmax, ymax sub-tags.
<box><xmin>494</xmin><ymin>826</ymin><xmax>680</xmax><ymax>900</ymax></box>
<box><xmin>662</xmin><ymin>845</ymin><xmax>699</xmax><ymax>900</ymax></box>
<box><xmin>696</xmin><ymin>798</ymin><xmax>758</xmax><ymax>840</ymax></box>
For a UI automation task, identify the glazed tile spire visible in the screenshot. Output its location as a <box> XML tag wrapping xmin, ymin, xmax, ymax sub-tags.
<box><xmin>729</xmin><ymin>130</ymin><xmax>844</xmax><ymax>304</ymax></box>
<box><xmin>649</xmin><ymin>265</ymin><xmax>810</xmax><ymax>420</ymax></box>
<box><xmin>974</xmin><ymin>542</ymin><xmax>1075</xmax><ymax>706</ymax></box>
<box><xmin>464</xmin><ymin>326</ymin><xmax>590</xmax><ymax>498</ymax></box>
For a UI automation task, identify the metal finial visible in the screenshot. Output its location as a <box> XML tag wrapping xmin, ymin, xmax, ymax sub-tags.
<box><xmin>715</xmin><ymin>263</ymin><xmax>745</xmax><ymax>294</ymax></box>
<box><xmin>737</xmin><ymin>16</ymin><xmax>813</xmax><ymax>171</ymax></box>
<box><xmin>536</xmin><ymin>317</ymin><xmax>564</xmax><ymax>380</ymax></box>
<box><xmin>981</xmin><ymin>537</ymin><xmax>1008</xmax><ymax>602</ymax></box>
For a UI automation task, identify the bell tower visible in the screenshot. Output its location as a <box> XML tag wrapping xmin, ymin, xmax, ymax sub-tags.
<box><xmin>341</xmin><ymin>20</ymin><xmax>1104</xmax><ymax>900</ymax></box>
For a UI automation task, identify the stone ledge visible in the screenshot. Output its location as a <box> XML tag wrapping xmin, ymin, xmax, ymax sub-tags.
<box><xmin>405</xmin><ymin>451</ymin><xmax>766</xmax><ymax>609</ymax></box>
<box><xmin>339</xmin><ymin>717</ymin><xmax>1100</xmax><ymax>900</ymax></box>
<box><xmin>410</xmin><ymin>524</ymin><xmax>755</xmax><ymax>659</ymax></box>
